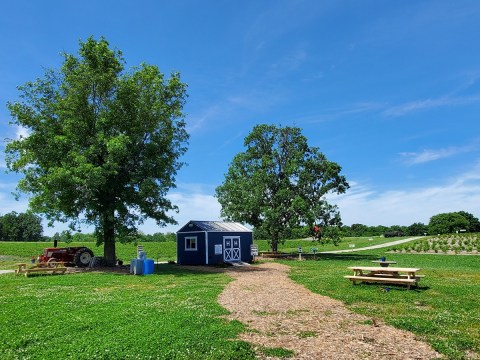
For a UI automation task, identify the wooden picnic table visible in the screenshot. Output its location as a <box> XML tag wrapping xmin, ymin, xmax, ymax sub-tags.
<box><xmin>345</xmin><ymin>266</ymin><xmax>424</xmax><ymax>289</ymax></box>
<box><xmin>15</xmin><ymin>262</ymin><xmax>67</xmax><ymax>277</ymax></box>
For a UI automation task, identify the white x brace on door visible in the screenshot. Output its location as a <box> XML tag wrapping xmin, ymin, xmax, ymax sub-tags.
<box><xmin>223</xmin><ymin>236</ymin><xmax>241</xmax><ymax>262</ymax></box>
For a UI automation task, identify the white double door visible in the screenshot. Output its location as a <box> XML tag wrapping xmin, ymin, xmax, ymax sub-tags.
<box><xmin>223</xmin><ymin>236</ymin><xmax>241</xmax><ymax>262</ymax></box>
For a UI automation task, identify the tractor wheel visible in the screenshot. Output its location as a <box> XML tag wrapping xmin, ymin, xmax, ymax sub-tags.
<box><xmin>74</xmin><ymin>248</ymin><xmax>94</xmax><ymax>267</ymax></box>
<box><xmin>47</xmin><ymin>258</ymin><xmax>59</xmax><ymax>268</ymax></box>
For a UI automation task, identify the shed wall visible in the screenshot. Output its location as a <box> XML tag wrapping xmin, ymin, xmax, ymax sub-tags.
<box><xmin>176</xmin><ymin>231</ymin><xmax>206</xmax><ymax>265</ymax></box>
<box><xmin>177</xmin><ymin>231</ymin><xmax>253</xmax><ymax>265</ymax></box>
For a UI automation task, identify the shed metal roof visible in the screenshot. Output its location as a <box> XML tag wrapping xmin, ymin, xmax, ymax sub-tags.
<box><xmin>180</xmin><ymin>220</ymin><xmax>252</xmax><ymax>233</ymax></box>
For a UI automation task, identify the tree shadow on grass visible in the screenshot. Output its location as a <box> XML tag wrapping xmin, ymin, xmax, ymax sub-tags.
<box><xmin>354</xmin><ymin>282</ymin><xmax>431</xmax><ymax>292</ymax></box>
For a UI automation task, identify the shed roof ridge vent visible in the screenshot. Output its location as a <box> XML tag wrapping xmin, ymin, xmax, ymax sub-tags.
<box><xmin>185</xmin><ymin>220</ymin><xmax>252</xmax><ymax>232</ymax></box>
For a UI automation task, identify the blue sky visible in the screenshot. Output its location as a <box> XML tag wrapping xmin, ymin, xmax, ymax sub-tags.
<box><xmin>1</xmin><ymin>1</ymin><xmax>480</xmax><ymax>236</ymax></box>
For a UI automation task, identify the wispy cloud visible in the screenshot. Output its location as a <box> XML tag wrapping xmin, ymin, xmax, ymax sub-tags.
<box><xmin>186</xmin><ymin>105</ymin><xmax>221</xmax><ymax>134</ymax></box>
<box><xmin>226</xmin><ymin>88</ymin><xmax>285</xmax><ymax>112</ymax></box>
<box><xmin>268</xmin><ymin>48</ymin><xmax>308</xmax><ymax>77</ymax></box>
<box><xmin>330</xmin><ymin>162</ymin><xmax>480</xmax><ymax>226</ymax></box>
<box><xmin>400</xmin><ymin>144</ymin><xmax>477</xmax><ymax>165</ymax></box>
<box><xmin>383</xmin><ymin>94</ymin><xmax>480</xmax><ymax>117</ymax></box>
<box><xmin>296</xmin><ymin>102</ymin><xmax>386</xmax><ymax>124</ymax></box>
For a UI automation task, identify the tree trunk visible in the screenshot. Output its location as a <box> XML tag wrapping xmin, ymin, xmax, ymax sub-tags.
<box><xmin>271</xmin><ymin>233</ymin><xmax>279</xmax><ymax>253</ymax></box>
<box><xmin>102</xmin><ymin>210</ymin><xmax>116</xmax><ymax>266</ymax></box>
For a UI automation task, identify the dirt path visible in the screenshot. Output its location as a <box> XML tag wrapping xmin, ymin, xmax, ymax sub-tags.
<box><xmin>320</xmin><ymin>236</ymin><xmax>424</xmax><ymax>254</ymax></box>
<box><xmin>218</xmin><ymin>262</ymin><xmax>441</xmax><ymax>360</ymax></box>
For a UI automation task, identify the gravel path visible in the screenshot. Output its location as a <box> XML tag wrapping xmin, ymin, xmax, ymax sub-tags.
<box><xmin>218</xmin><ymin>262</ymin><xmax>441</xmax><ymax>360</ymax></box>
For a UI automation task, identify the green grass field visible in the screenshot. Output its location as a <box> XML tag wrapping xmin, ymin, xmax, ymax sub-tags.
<box><xmin>286</xmin><ymin>250</ymin><xmax>480</xmax><ymax>359</ymax></box>
<box><xmin>0</xmin><ymin>236</ymin><xmax>405</xmax><ymax>269</ymax></box>
<box><xmin>0</xmin><ymin>264</ymin><xmax>255</xmax><ymax>359</ymax></box>
<box><xmin>1</xmin><ymin>240</ymin><xmax>479</xmax><ymax>359</ymax></box>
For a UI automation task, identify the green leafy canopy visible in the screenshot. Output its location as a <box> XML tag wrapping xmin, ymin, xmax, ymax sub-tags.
<box><xmin>5</xmin><ymin>37</ymin><xmax>189</xmax><ymax>264</ymax></box>
<box><xmin>215</xmin><ymin>124</ymin><xmax>349</xmax><ymax>251</ymax></box>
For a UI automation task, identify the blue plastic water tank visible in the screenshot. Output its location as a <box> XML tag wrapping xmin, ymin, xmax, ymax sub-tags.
<box><xmin>143</xmin><ymin>259</ymin><xmax>154</xmax><ymax>275</ymax></box>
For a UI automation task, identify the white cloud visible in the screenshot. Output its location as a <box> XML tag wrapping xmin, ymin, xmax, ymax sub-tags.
<box><xmin>7</xmin><ymin>163</ymin><xmax>480</xmax><ymax>237</ymax></box>
<box><xmin>400</xmin><ymin>144</ymin><xmax>477</xmax><ymax>165</ymax></box>
<box><xmin>330</xmin><ymin>163</ymin><xmax>480</xmax><ymax>226</ymax></box>
<box><xmin>0</xmin><ymin>189</ymin><xmax>29</xmax><ymax>215</ymax></box>
<box><xmin>16</xmin><ymin>125</ymin><xmax>30</xmax><ymax>139</ymax></box>
<box><xmin>140</xmin><ymin>190</ymin><xmax>222</xmax><ymax>234</ymax></box>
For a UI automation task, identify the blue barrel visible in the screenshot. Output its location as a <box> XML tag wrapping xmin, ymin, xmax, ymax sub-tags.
<box><xmin>143</xmin><ymin>259</ymin><xmax>154</xmax><ymax>275</ymax></box>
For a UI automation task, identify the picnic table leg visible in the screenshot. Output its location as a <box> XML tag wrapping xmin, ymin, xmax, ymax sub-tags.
<box><xmin>15</xmin><ymin>264</ymin><xmax>26</xmax><ymax>276</ymax></box>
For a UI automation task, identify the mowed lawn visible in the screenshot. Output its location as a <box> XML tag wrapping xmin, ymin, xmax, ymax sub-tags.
<box><xmin>1</xmin><ymin>241</ymin><xmax>479</xmax><ymax>359</ymax></box>
<box><xmin>286</xmin><ymin>250</ymin><xmax>480</xmax><ymax>359</ymax></box>
<box><xmin>0</xmin><ymin>264</ymin><xmax>255</xmax><ymax>360</ymax></box>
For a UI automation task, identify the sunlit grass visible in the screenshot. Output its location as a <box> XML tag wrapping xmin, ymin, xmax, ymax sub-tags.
<box><xmin>0</xmin><ymin>264</ymin><xmax>255</xmax><ymax>359</ymax></box>
<box><xmin>285</xmin><ymin>250</ymin><xmax>480</xmax><ymax>359</ymax></box>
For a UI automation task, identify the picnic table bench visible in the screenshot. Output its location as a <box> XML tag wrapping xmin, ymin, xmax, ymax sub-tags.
<box><xmin>345</xmin><ymin>266</ymin><xmax>424</xmax><ymax>289</ymax></box>
<box><xmin>15</xmin><ymin>262</ymin><xmax>67</xmax><ymax>277</ymax></box>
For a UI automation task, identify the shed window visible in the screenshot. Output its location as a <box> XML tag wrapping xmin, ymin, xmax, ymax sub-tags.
<box><xmin>185</xmin><ymin>237</ymin><xmax>197</xmax><ymax>251</ymax></box>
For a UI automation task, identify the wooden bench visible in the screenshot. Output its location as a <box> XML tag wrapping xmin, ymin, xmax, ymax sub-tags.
<box><xmin>15</xmin><ymin>262</ymin><xmax>67</xmax><ymax>277</ymax></box>
<box><xmin>23</xmin><ymin>267</ymin><xmax>67</xmax><ymax>277</ymax></box>
<box><xmin>344</xmin><ymin>275</ymin><xmax>418</xmax><ymax>288</ymax></box>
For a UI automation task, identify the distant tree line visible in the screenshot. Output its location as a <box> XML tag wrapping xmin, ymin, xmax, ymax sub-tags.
<box><xmin>253</xmin><ymin>211</ymin><xmax>480</xmax><ymax>239</ymax></box>
<box><xmin>253</xmin><ymin>223</ymin><xmax>428</xmax><ymax>240</ymax></box>
<box><xmin>0</xmin><ymin>212</ymin><xmax>43</xmax><ymax>241</ymax></box>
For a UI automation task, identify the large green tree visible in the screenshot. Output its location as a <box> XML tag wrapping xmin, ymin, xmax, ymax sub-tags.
<box><xmin>407</xmin><ymin>222</ymin><xmax>428</xmax><ymax>236</ymax></box>
<box><xmin>456</xmin><ymin>211</ymin><xmax>480</xmax><ymax>232</ymax></box>
<box><xmin>5</xmin><ymin>37</ymin><xmax>188</xmax><ymax>265</ymax></box>
<box><xmin>428</xmin><ymin>212</ymin><xmax>470</xmax><ymax>235</ymax></box>
<box><xmin>215</xmin><ymin>124</ymin><xmax>349</xmax><ymax>252</ymax></box>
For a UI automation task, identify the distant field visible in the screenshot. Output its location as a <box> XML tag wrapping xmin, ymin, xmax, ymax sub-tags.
<box><xmin>0</xmin><ymin>236</ymin><xmax>410</xmax><ymax>269</ymax></box>
<box><xmin>0</xmin><ymin>241</ymin><xmax>176</xmax><ymax>269</ymax></box>
<box><xmin>390</xmin><ymin>233</ymin><xmax>480</xmax><ymax>254</ymax></box>
<box><xmin>254</xmin><ymin>236</ymin><xmax>410</xmax><ymax>253</ymax></box>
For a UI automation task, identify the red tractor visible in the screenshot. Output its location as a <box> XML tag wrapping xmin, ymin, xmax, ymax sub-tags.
<box><xmin>38</xmin><ymin>247</ymin><xmax>94</xmax><ymax>267</ymax></box>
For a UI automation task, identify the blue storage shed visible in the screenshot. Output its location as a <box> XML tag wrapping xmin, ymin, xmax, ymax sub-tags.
<box><xmin>176</xmin><ymin>221</ymin><xmax>253</xmax><ymax>265</ymax></box>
